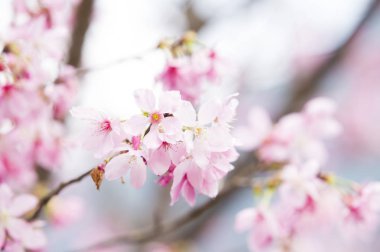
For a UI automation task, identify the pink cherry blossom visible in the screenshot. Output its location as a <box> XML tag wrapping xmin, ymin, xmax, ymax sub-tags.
<box><xmin>157</xmin><ymin>49</ymin><xmax>224</xmax><ymax>105</ymax></box>
<box><xmin>0</xmin><ymin>184</ymin><xmax>46</xmax><ymax>250</ymax></box>
<box><xmin>343</xmin><ymin>182</ymin><xmax>380</xmax><ymax>233</ymax></box>
<box><xmin>71</xmin><ymin>107</ymin><xmax>125</xmax><ymax>158</ymax></box>
<box><xmin>127</xmin><ymin>89</ymin><xmax>183</xmax><ymax>149</ymax></box>
<box><xmin>279</xmin><ymin>161</ymin><xmax>321</xmax><ymax>210</ymax></box>
<box><xmin>48</xmin><ymin>196</ymin><xmax>84</xmax><ymax>228</ymax></box>
<box><xmin>104</xmin><ymin>140</ymin><xmax>147</xmax><ymax>189</ymax></box>
<box><xmin>235</xmin><ymin>207</ymin><xmax>281</xmax><ymax>251</ymax></box>
<box><xmin>237</xmin><ymin>97</ymin><xmax>341</xmax><ymax>165</ymax></box>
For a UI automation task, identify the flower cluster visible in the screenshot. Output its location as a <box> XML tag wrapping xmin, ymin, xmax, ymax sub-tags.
<box><xmin>0</xmin><ymin>184</ymin><xmax>46</xmax><ymax>251</ymax></box>
<box><xmin>156</xmin><ymin>31</ymin><xmax>224</xmax><ymax>105</ymax></box>
<box><xmin>235</xmin><ymin>97</ymin><xmax>341</xmax><ymax>165</ymax></box>
<box><xmin>234</xmin><ymin>99</ymin><xmax>380</xmax><ymax>251</ymax></box>
<box><xmin>72</xmin><ymin>89</ymin><xmax>239</xmax><ymax>205</ymax></box>
<box><xmin>0</xmin><ymin>0</ymin><xmax>79</xmax><ymax>189</ymax></box>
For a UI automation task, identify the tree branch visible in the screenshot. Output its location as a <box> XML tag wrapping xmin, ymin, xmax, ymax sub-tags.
<box><xmin>67</xmin><ymin>0</ymin><xmax>95</xmax><ymax>68</ymax></box>
<box><xmin>29</xmin><ymin>169</ymin><xmax>92</xmax><ymax>221</ymax></box>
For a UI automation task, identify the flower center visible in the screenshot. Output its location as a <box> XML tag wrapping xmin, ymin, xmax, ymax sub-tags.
<box><xmin>150</xmin><ymin>113</ymin><xmax>162</xmax><ymax>124</ymax></box>
<box><xmin>100</xmin><ymin>120</ymin><xmax>112</xmax><ymax>132</ymax></box>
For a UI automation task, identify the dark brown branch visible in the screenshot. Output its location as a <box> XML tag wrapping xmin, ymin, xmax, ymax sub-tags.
<box><xmin>29</xmin><ymin>170</ymin><xmax>92</xmax><ymax>221</ymax></box>
<box><xmin>67</xmin><ymin>0</ymin><xmax>95</xmax><ymax>67</ymax></box>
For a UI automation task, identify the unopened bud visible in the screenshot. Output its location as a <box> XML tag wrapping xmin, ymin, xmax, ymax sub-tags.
<box><xmin>91</xmin><ymin>165</ymin><xmax>105</xmax><ymax>190</ymax></box>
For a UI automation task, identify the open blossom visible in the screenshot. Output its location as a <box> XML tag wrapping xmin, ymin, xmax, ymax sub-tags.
<box><xmin>235</xmin><ymin>207</ymin><xmax>281</xmax><ymax>251</ymax></box>
<box><xmin>168</xmin><ymin>95</ymin><xmax>239</xmax><ymax>205</ymax></box>
<box><xmin>104</xmin><ymin>139</ymin><xmax>148</xmax><ymax>189</ymax></box>
<box><xmin>343</xmin><ymin>182</ymin><xmax>380</xmax><ymax>233</ymax></box>
<box><xmin>279</xmin><ymin>161</ymin><xmax>321</xmax><ymax>210</ymax></box>
<box><xmin>236</xmin><ymin>97</ymin><xmax>341</xmax><ymax>165</ymax></box>
<box><xmin>157</xmin><ymin>49</ymin><xmax>224</xmax><ymax>105</ymax></box>
<box><xmin>71</xmin><ymin>107</ymin><xmax>125</xmax><ymax>158</ymax></box>
<box><xmin>0</xmin><ymin>184</ymin><xmax>46</xmax><ymax>251</ymax></box>
<box><xmin>127</xmin><ymin>89</ymin><xmax>183</xmax><ymax>150</ymax></box>
<box><xmin>74</xmin><ymin>89</ymin><xmax>239</xmax><ymax>205</ymax></box>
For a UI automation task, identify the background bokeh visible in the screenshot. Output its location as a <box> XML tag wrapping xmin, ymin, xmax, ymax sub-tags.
<box><xmin>2</xmin><ymin>0</ymin><xmax>380</xmax><ymax>251</ymax></box>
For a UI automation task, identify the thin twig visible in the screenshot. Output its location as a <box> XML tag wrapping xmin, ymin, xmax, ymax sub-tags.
<box><xmin>29</xmin><ymin>169</ymin><xmax>92</xmax><ymax>221</ymax></box>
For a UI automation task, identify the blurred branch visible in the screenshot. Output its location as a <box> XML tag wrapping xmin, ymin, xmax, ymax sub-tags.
<box><xmin>71</xmin><ymin>160</ymin><xmax>262</xmax><ymax>252</ymax></box>
<box><xmin>282</xmin><ymin>0</ymin><xmax>380</xmax><ymax>114</ymax></box>
<box><xmin>67</xmin><ymin>0</ymin><xmax>95</xmax><ymax>67</ymax></box>
<box><xmin>29</xmin><ymin>170</ymin><xmax>91</xmax><ymax>221</ymax></box>
<box><xmin>185</xmin><ymin>2</ymin><xmax>206</xmax><ymax>32</ymax></box>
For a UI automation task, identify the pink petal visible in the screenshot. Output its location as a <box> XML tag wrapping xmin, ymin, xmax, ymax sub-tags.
<box><xmin>21</xmin><ymin>223</ymin><xmax>47</xmax><ymax>250</ymax></box>
<box><xmin>158</xmin><ymin>90</ymin><xmax>181</xmax><ymax>113</ymax></box>
<box><xmin>104</xmin><ymin>154</ymin><xmax>130</xmax><ymax>180</ymax></box>
<box><xmin>9</xmin><ymin>195</ymin><xmax>37</xmax><ymax>217</ymax></box>
<box><xmin>134</xmin><ymin>89</ymin><xmax>156</xmax><ymax>112</ymax></box>
<box><xmin>304</xmin><ymin>97</ymin><xmax>336</xmax><ymax>116</ymax></box>
<box><xmin>186</xmin><ymin>162</ymin><xmax>202</xmax><ymax>189</ymax></box>
<box><xmin>0</xmin><ymin>184</ymin><xmax>13</xmax><ymax>208</ymax></box>
<box><xmin>7</xmin><ymin>218</ymin><xmax>29</xmax><ymax>241</ymax></box>
<box><xmin>206</xmin><ymin>126</ymin><xmax>232</xmax><ymax>152</ymax></box>
<box><xmin>130</xmin><ymin>157</ymin><xmax>147</xmax><ymax>188</ymax></box>
<box><xmin>182</xmin><ymin>180</ymin><xmax>196</xmax><ymax>206</ymax></box>
<box><xmin>235</xmin><ymin>208</ymin><xmax>256</xmax><ymax>232</ymax></box>
<box><xmin>158</xmin><ymin>117</ymin><xmax>182</xmax><ymax>143</ymax></box>
<box><xmin>200</xmin><ymin>179</ymin><xmax>219</xmax><ymax>198</ymax></box>
<box><xmin>174</xmin><ymin>101</ymin><xmax>196</xmax><ymax>127</ymax></box>
<box><xmin>198</xmin><ymin>100</ymin><xmax>219</xmax><ymax>125</ymax></box>
<box><xmin>125</xmin><ymin>115</ymin><xmax>149</xmax><ymax>136</ymax></box>
<box><xmin>143</xmin><ymin>128</ymin><xmax>162</xmax><ymax>149</ymax></box>
<box><xmin>148</xmin><ymin>148</ymin><xmax>171</xmax><ymax>175</ymax></box>
<box><xmin>170</xmin><ymin>176</ymin><xmax>185</xmax><ymax>205</ymax></box>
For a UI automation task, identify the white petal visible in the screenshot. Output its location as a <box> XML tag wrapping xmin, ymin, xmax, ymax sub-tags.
<box><xmin>9</xmin><ymin>195</ymin><xmax>37</xmax><ymax>217</ymax></box>
<box><xmin>134</xmin><ymin>89</ymin><xmax>156</xmax><ymax>112</ymax></box>
<box><xmin>104</xmin><ymin>154</ymin><xmax>130</xmax><ymax>180</ymax></box>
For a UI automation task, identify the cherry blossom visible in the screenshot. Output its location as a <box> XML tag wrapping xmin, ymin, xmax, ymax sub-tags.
<box><xmin>0</xmin><ymin>184</ymin><xmax>46</xmax><ymax>251</ymax></box>
<box><xmin>235</xmin><ymin>207</ymin><xmax>281</xmax><ymax>251</ymax></box>
<box><xmin>279</xmin><ymin>161</ymin><xmax>321</xmax><ymax>209</ymax></box>
<box><xmin>157</xmin><ymin>32</ymin><xmax>225</xmax><ymax>105</ymax></box>
<box><xmin>343</xmin><ymin>182</ymin><xmax>380</xmax><ymax>233</ymax></box>
<box><xmin>236</xmin><ymin>97</ymin><xmax>341</xmax><ymax>165</ymax></box>
<box><xmin>71</xmin><ymin>107</ymin><xmax>126</xmax><ymax>158</ymax></box>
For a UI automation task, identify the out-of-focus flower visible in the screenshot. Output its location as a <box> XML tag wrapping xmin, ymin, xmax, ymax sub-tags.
<box><xmin>236</xmin><ymin>97</ymin><xmax>341</xmax><ymax>165</ymax></box>
<box><xmin>235</xmin><ymin>207</ymin><xmax>281</xmax><ymax>251</ymax></box>
<box><xmin>47</xmin><ymin>196</ymin><xmax>84</xmax><ymax>228</ymax></box>
<box><xmin>0</xmin><ymin>184</ymin><xmax>46</xmax><ymax>250</ymax></box>
<box><xmin>279</xmin><ymin>161</ymin><xmax>321</xmax><ymax>210</ymax></box>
